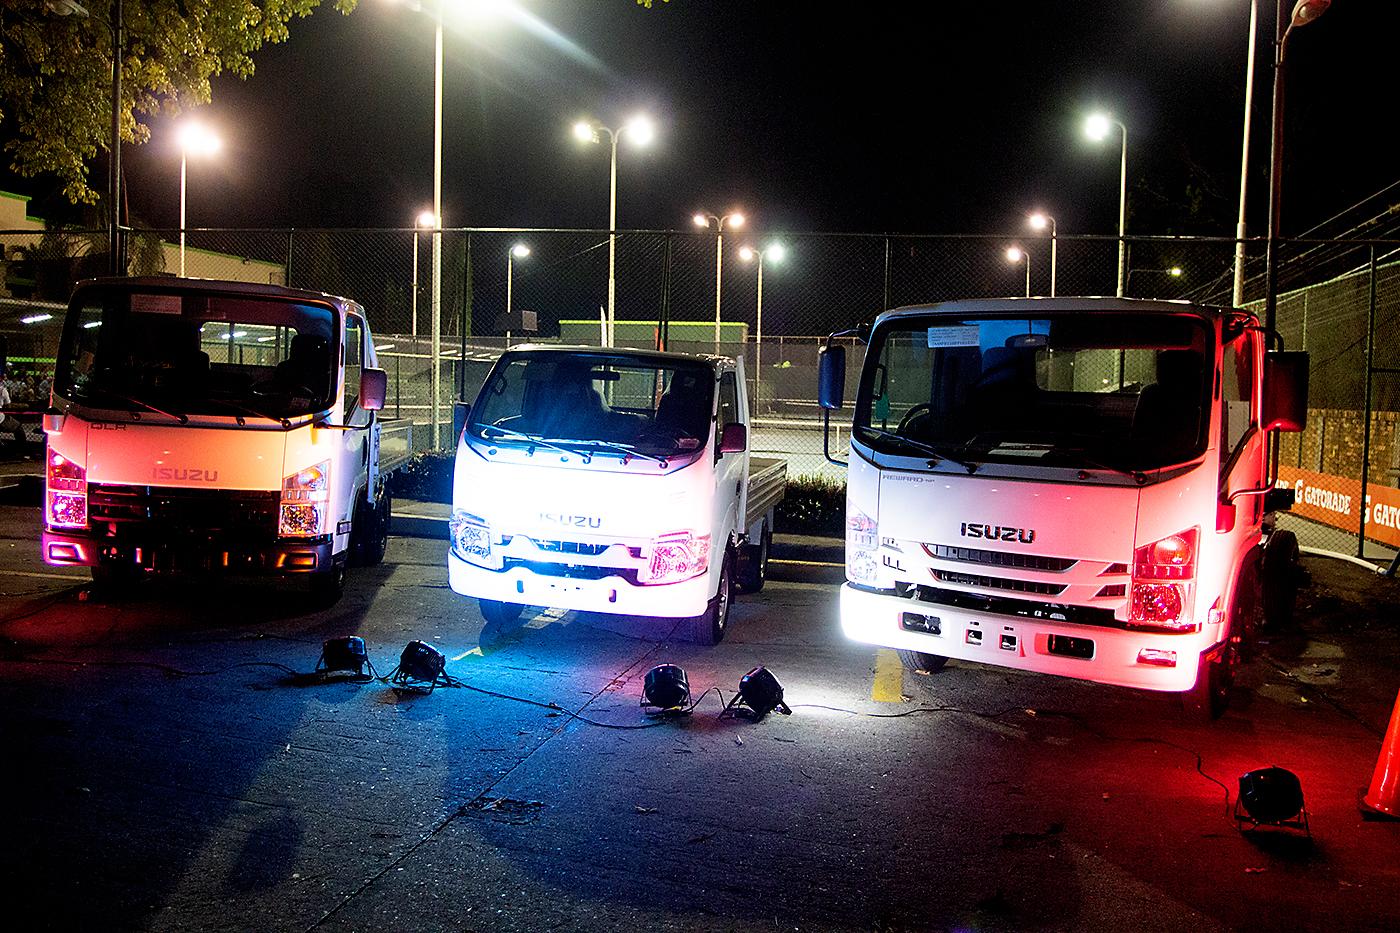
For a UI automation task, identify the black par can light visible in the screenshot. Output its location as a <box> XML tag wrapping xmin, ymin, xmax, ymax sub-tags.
<box><xmin>724</xmin><ymin>665</ymin><xmax>792</xmax><ymax>721</ymax></box>
<box><xmin>318</xmin><ymin>636</ymin><xmax>370</xmax><ymax>677</ymax></box>
<box><xmin>1235</xmin><ymin>766</ymin><xmax>1308</xmax><ymax>833</ymax></box>
<box><xmin>641</xmin><ymin>664</ymin><xmax>691</xmax><ymax>714</ymax></box>
<box><xmin>390</xmin><ymin>640</ymin><xmax>449</xmax><ymax>693</ymax></box>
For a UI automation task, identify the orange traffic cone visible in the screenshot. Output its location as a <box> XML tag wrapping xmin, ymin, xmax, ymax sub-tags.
<box><xmin>1361</xmin><ymin>688</ymin><xmax>1400</xmax><ymax>820</ymax></box>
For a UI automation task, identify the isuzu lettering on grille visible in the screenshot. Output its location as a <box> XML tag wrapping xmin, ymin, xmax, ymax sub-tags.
<box><xmin>151</xmin><ymin>467</ymin><xmax>220</xmax><ymax>482</ymax></box>
<box><xmin>960</xmin><ymin>522</ymin><xmax>1035</xmax><ymax>544</ymax></box>
<box><xmin>541</xmin><ymin>512</ymin><xmax>602</xmax><ymax>529</ymax></box>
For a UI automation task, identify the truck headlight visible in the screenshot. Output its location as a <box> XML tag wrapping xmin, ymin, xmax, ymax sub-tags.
<box><xmin>846</xmin><ymin>508</ymin><xmax>879</xmax><ymax>585</ymax></box>
<box><xmin>280</xmin><ymin>460</ymin><xmax>330</xmax><ymax>537</ymax></box>
<box><xmin>450</xmin><ymin>510</ymin><xmax>493</xmax><ymax>564</ymax></box>
<box><xmin>640</xmin><ymin>530</ymin><xmax>710</xmax><ymax>585</ymax></box>
<box><xmin>47</xmin><ymin>451</ymin><xmax>87</xmax><ymax>529</ymax></box>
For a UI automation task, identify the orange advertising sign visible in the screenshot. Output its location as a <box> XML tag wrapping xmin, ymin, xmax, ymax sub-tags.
<box><xmin>1276</xmin><ymin>466</ymin><xmax>1400</xmax><ymax>549</ymax></box>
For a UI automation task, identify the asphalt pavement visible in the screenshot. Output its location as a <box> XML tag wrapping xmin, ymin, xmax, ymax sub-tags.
<box><xmin>3</xmin><ymin>501</ymin><xmax>1400</xmax><ymax>932</ymax></box>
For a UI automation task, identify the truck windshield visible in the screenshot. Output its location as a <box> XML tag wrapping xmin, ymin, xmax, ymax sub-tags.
<box><xmin>54</xmin><ymin>285</ymin><xmax>338</xmax><ymax>419</ymax></box>
<box><xmin>855</xmin><ymin>313</ymin><xmax>1214</xmax><ymax>471</ymax></box>
<box><xmin>468</xmin><ymin>352</ymin><xmax>714</xmax><ymax>457</ymax></box>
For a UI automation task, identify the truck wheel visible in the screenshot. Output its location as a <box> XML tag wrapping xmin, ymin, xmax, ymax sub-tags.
<box><xmin>479</xmin><ymin>598</ymin><xmax>524</xmax><ymax>628</ymax></box>
<box><xmin>365</xmin><ymin>490</ymin><xmax>391</xmax><ymax>567</ymax></box>
<box><xmin>735</xmin><ymin>524</ymin><xmax>771</xmax><ymax>594</ymax></box>
<box><xmin>350</xmin><ymin>492</ymin><xmax>390</xmax><ymax>568</ymax></box>
<box><xmin>1261</xmin><ymin>530</ymin><xmax>1300</xmax><ymax>630</ymax></box>
<box><xmin>1234</xmin><ymin>552</ymin><xmax>1263</xmax><ymax>658</ymax></box>
<box><xmin>309</xmin><ymin>560</ymin><xmax>346</xmax><ymax>607</ymax></box>
<box><xmin>896</xmin><ymin>649</ymin><xmax>948</xmax><ymax>674</ymax></box>
<box><xmin>688</xmin><ymin>551</ymin><xmax>734</xmax><ymax>646</ymax></box>
<box><xmin>1184</xmin><ymin>642</ymin><xmax>1236</xmax><ymax>721</ymax></box>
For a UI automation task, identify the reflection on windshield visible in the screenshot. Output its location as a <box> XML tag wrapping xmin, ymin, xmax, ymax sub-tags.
<box><xmin>856</xmin><ymin>314</ymin><xmax>1212</xmax><ymax>471</ymax></box>
<box><xmin>470</xmin><ymin>353</ymin><xmax>714</xmax><ymax>458</ymax></box>
<box><xmin>56</xmin><ymin>287</ymin><xmax>337</xmax><ymax>419</ymax></box>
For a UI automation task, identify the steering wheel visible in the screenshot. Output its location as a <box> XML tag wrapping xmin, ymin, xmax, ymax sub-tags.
<box><xmin>896</xmin><ymin>403</ymin><xmax>933</xmax><ymax>435</ymax></box>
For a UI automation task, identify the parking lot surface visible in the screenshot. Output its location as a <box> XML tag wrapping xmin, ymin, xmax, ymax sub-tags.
<box><xmin>3</xmin><ymin>503</ymin><xmax>1400</xmax><ymax>932</ymax></box>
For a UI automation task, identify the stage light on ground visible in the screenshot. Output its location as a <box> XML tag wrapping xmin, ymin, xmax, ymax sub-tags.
<box><xmin>1235</xmin><ymin>766</ymin><xmax>1309</xmax><ymax>834</ymax></box>
<box><xmin>722</xmin><ymin>665</ymin><xmax>792</xmax><ymax>721</ymax></box>
<box><xmin>389</xmin><ymin>640</ymin><xmax>449</xmax><ymax>693</ymax></box>
<box><xmin>641</xmin><ymin>663</ymin><xmax>691</xmax><ymax>714</ymax></box>
<box><xmin>317</xmin><ymin>636</ymin><xmax>371</xmax><ymax>679</ymax></box>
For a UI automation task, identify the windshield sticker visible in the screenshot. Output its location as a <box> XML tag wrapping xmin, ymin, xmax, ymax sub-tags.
<box><xmin>927</xmin><ymin>325</ymin><xmax>980</xmax><ymax>348</ymax></box>
<box><xmin>130</xmin><ymin>294</ymin><xmax>183</xmax><ymax>315</ymax></box>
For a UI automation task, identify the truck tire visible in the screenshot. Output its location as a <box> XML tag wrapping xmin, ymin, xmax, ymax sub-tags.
<box><xmin>688</xmin><ymin>550</ymin><xmax>734</xmax><ymax>646</ymax></box>
<box><xmin>896</xmin><ymin>649</ymin><xmax>948</xmax><ymax>674</ymax></box>
<box><xmin>1261</xmin><ymin>530</ymin><xmax>1300</xmax><ymax>630</ymax></box>
<box><xmin>479</xmin><ymin>598</ymin><xmax>524</xmax><ymax>628</ymax></box>
<box><xmin>357</xmin><ymin>490</ymin><xmax>391</xmax><ymax>567</ymax></box>
<box><xmin>1183</xmin><ymin>640</ymin><xmax>1236</xmax><ymax>721</ymax></box>
<box><xmin>735</xmin><ymin>524</ymin><xmax>772</xmax><ymax>594</ymax></box>
<box><xmin>309</xmin><ymin>560</ymin><xmax>346</xmax><ymax>608</ymax></box>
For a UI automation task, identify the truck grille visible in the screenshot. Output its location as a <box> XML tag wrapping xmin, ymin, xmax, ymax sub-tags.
<box><xmin>922</xmin><ymin>543</ymin><xmax>1077</xmax><ymax>573</ymax></box>
<box><xmin>929</xmin><ymin>569</ymin><xmax>1068</xmax><ymax>597</ymax></box>
<box><xmin>89</xmin><ymin>484</ymin><xmax>279</xmax><ymax>542</ymax></box>
<box><xmin>531</xmin><ymin>539</ymin><xmax>621</xmax><ymax>557</ymax></box>
<box><xmin>909</xmin><ymin>584</ymin><xmax>1121</xmax><ymax>629</ymax></box>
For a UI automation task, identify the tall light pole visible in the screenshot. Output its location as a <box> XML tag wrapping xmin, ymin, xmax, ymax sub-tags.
<box><xmin>1233</xmin><ymin>0</ymin><xmax>1261</xmax><ymax>307</ymax></box>
<box><xmin>176</xmin><ymin>121</ymin><xmax>221</xmax><ymax>278</ymax></box>
<box><xmin>1085</xmin><ymin>112</ymin><xmax>1128</xmax><ymax>297</ymax></box>
<box><xmin>738</xmin><ymin>242</ymin><xmax>785</xmax><ymax>414</ymax></box>
<box><xmin>1265</xmin><ymin>0</ymin><xmax>1331</xmax><ymax>333</ymax></box>
<box><xmin>693</xmin><ymin>210</ymin><xmax>746</xmax><ymax>353</ymax></box>
<box><xmin>1006</xmin><ymin>246</ymin><xmax>1031</xmax><ymax>297</ymax></box>
<box><xmin>574</xmin><ymin>115</ymin><xmax>655</xmax><ymax>348</ymax></box>
<box><xmin>411</xmin><ymin>209</ymin><xmax>435</xmax><ymax>338</ymax></box>
<box><xmin>1028</xmin><ymin>212</ymin><xmax>1057</xmax><ymax>297</ymax></box>
<box><xmin>505</xmin><ymin>242</ymin><xmax>529</xmax><ymax>345</ymax></box>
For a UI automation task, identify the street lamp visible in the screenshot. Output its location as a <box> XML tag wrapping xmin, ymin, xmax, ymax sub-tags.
<box><xmin>1127</xmin><ymin>265</ymin><xmax>1184</xmax><ymax>294</ymax></box>
<box><xmin>1006</xmin><ymin>246</ymin><xmax>1031</xmax><ymax>297</ymax></box>
<box><xmin>176</xmin><ymin>121</ymin><xmax>221</xmax><ymax>278</ymax></box>
<box><xmin>573</xmin><ymin>115</ymin><xmax>655</xmax><ymax>347</ymax></box>
<box><xmin>738</xmin><ymin>242</ymin><xmax>785</xmax><ymax>415</ymax></box>
<box><xmin>505</xmin><ymin>242</ymin><xmax>530</xmax><ymax>346</ymax></box>
<box><xmin>1264</xmin><ymin>0</ymin><xmax>1331</xmax><ymax>333</ymax></box>
<box><xmin>694</xmin><ymin>211</ymin><xmax>746</xmax><ymax>353</ymax></box>
<box><xmin>411</xmin><ymin>210</ymin><xmax>436</xmax><ymax>338</ymax></box>
<box><xmin>1028</xmin><ymin>211</ymin><xmax>1057</xmax><ymax>297</ymax></box>
<box><xmin>1085</xmin><ymin>112</ymin><xmax>1128</xmax><ymax>297</ymax></box>
<box><xmin>1232</xmin><ymin>0</ymin><xmax>1262</xmax><ymax>307</ymax></box>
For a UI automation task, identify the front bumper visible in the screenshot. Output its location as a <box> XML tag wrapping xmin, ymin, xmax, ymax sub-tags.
<box><xmin>840</xmin><ymin>583</ymin><xmax>1212</xmax><ymax>692</ymax></box>
<box><xmin>448</xmin><ymin>551</ymin><xmax>712</xmax><ymax>617</ymax></box>
<box><xmin>42</xmin><ymin>528</ymin><xmax>335</xmax><ymax>575</ymax></box>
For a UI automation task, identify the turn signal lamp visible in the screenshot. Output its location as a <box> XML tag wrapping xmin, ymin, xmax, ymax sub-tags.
<box><xmin>846</xmin><ymin>509</ymin><xmax>879</xmax><ymax>585</ymax></box>
<box><xmin>640</xmin><ymin>531</ymin><xmax>710</xmax><ymax>584</ymax></box>
<box><xmin>1129</xmin><ymin>527</ymin><xmax>1198</xmax><ymax>629</ymax></box>
<box><xmin>280</xmin><ymin>460</ymin><xmax>330</xmax><ymax>537</ymax></box>
<box><xmin>47</xmin><ymin>452</ymin><xmax>88</xmax><ymax>529</ymax></box>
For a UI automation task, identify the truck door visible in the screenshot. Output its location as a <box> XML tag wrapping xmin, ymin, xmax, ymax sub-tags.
<box><xmin>716</xmin><ymin>370</ymin><xmax>745</xmax><ymax>545</ymax></box>
<box><xmin>343</xmin><ymin>315</ymin><xmax>374</xmax><ymax>506</ymax></box>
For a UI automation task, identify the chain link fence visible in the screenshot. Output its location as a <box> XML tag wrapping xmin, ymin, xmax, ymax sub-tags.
<box><xmin>3</xmin><ymin>224</ymin><xmax>1398</xmax><ymax>562</ymax></box>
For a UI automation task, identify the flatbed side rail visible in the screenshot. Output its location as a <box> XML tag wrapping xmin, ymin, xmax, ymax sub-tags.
<box><xmin>379</xmin><ymin>419</ymin><xmax>414</xmax><ymax>475</ymax></box>
<box><xmin>747</xmin><ymin>457</ymin><xmax>787</xmax><ymax>530</ymax></box>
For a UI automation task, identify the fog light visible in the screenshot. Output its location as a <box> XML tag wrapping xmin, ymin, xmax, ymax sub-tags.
<box><xmin>641</xmin><ymin>664</ymin><xmax>691</xmax><ymax>715</ymax></box>
<box><xmin>1137</xmin><ymin>648</ymin><xmax>1178</xmax><ymax>667</ymax></box>
<box><xmin>389</xmin><ymin>640</ymin><xmax>449</xmax><ymax>693</ymax></box>
<box><xmin>721</xmin><ymin>666</ymin><xmax>792</xmax><ymax>721</ymax></box>
<box><xmin>1235</xmin><ymin>767</ymin><xmax>1309</xmax><ymax>835</ymax></box>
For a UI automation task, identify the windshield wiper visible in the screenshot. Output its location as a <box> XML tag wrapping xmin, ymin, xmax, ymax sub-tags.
<box><xmin>479</xmin><ymin>425</ymin><xmax>587</xmax><ymax>461</ymax></box>
<box><xmin>203</xmin><ymin>397</ymin><xmax>293</xmax><ymax>429</ymax></box>
<box><xmin>84</xmin><ymin>390</ymin><xmax>188</xmax><ymax>425</ymax></box>
<box><xmin>1050</xmin><ymin>446</ymin><xmax>1149</xmax><ymax>483</ymax></box>
<box><xmin>859</xmin><ymin>428</ymin><xmax>978</xmax><ymax>472</ymax></box>
<box><xmin>567</xmin><ymin>438</ymin><xmax>667</xmax><ymax>465</ymax></box>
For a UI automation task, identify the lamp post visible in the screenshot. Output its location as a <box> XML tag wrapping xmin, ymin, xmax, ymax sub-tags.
<box><xmin>1264</xmin><ymin>0</ymin><xmax>1331</xmax><ymax>333</ymax></box>
<box><xmin>1127</xmin><ymin>265</ymin><xmax>1183</xmax><ymax>294</ymax></box>
<box><xmin>1006</xmin><ymin>246</ymin><xmax>1031</xmax><ymax>297</ymax></box>
<box><xmin>1085</xmin><ymin>113</ymin><xmax>1128</xmax><ymax>297</ymax></box>
<box><xmin>738</xmin><ymin>242</ymin><xmax>785</xmax><ymax>415</ymax></box>
<box><xmin>506</xmin><ymin>242</ymin><xmax>529</xmax><ymax>345</ymax></box>
<box><xmin>1028</xmin><ymin>212</ymin><xmax>1057</xmax><ymax>297</ymax></box>
<box><xmin>175</xmin><ymin>121</ymin><xmax>220</xmax><ymax>277</ymax></box>
<box><xmin>574</xmin><ymin>115</ymin><xmax>655</xmax><ymax>348</ymax></box>
<box><xmin>410</xmin><ymin>210</ymin><xmax>435</xmax><ymax>338</ymax></box>
<box><xmin>1233</xmin><ymin>0</ymin><xmax>1261</xmax><ymax>307</ymax></box>
<box><xmin>693</xmin><ymin>211</ymin><xmax>746</xmax><ymax>353</ymax></box>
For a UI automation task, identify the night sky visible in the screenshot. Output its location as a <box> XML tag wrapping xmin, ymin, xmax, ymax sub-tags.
<box><xmin>10</xmin><ymin>1</ymin><xmax>1400</xmax><ymax>240</ymax></box>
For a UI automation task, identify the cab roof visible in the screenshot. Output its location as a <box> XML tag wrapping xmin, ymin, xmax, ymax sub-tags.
<box><xmin>505</xmin><ymin>344</ymin><xmax>734</xmax><ymax>369</ymax></box>
<box><xmin>881</xmin><ymin>296</ymin><xmax>1245</xmax><ymax>323</ymax></box>
<box><xmin>74</xmin><ymin>276</ymin><xmax>361</xmax><ymax>313</ymax></box>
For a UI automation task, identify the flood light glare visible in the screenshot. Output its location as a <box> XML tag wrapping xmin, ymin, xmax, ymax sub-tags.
<box><xmin>416</xmin><ymin>210</ymin><xmax>438</xmax><ymax>228</ymax></box>
<box><xmin>641</xmin><ymin>663</ymin><xmax>691</xmax><ymax>714</ymax></box>
<box><xmin>738</xmin><ymin>246</ymin><xmax>756</xmax><ymax>262</ymax></box>
<box><xmin>767</xmin><ymin>243</ymin><xmax>786</xmax><ymax>263</ymax></box>
<box><xmin>624</xmin><ymin>115</ymin><xmax>655</xmax><ymax>146</ymax></box>
<box><xmin>1085</xmin><ymin>113</ymin><xmax>1112</xmax><ymax>142</ymax></box>
<box><xmin>511</xmin><ymin>243</ymin><xmax>531</xmax><ymax>258</ymax></box>
<box><xmin>1169</xmin><ymin>266</ymin><xmax>1183</xmax><ymax>277</ymax></box>
<box><xmin>692</xmin><ymin>213</ymin><xmax>710</xmax><ymax>228</ymax></box>
<box><xmin>723</xmin><ymin>665</ymin><xmax>792</xmax><ymax>721</ymax></box>
<box><xmin>727</xmin><ymin>213</ymin><xmax>746</xmax><ymax>229</ymax></box>
<box><xmin>177</xmin><ymin>121</ymin><xmax>221</xmax><ymax>156</ymax></box>
<box><xmin>1006</xmin><ymin>246</ymin><xmax>1025</xmax><ymax>263</ymax></box>
<box><xmin>1028</xmin><ymin>212</ymin><xmax>1048</xmax><ymax>231</ymax></box>
<box><xmin>573</xmin><ymin>120</ymin><xmax>597</xmax><ymax>143</ymax></box>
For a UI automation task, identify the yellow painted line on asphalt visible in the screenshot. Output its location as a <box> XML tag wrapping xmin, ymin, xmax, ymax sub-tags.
<box><xmin>525</xmin><ymin>607</ymin><xmax>568</xmax><ymax>630</ymax></box>
<box><xmin>4</xmin><ymin>570</ymin><xmax>90</xmax><ymax>582</ymax></box>
<box><xmin>871</xmin><ymin>648</ymin><xmax>905</xmax><ymax>703</ymax></box>
<box><xmin>452</xmin><ymin>647</ymin><xmax>484</xmax><ymax>661</ymax></box>
<box><xmin>769</xmin><ymin>558</ymin><xmax>843</xmax><ymax>568</ymax></box>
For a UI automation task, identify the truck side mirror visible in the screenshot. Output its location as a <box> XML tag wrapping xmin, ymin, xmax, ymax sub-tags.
<box><xmin>818</xmin><ymin>346</ymin><xmax>846</xmax><ymax>410</ymax></box>
<box><xmin>1263</xmin><ymin>351</ymin><xmax>1308</xmax><ymax>432</ymax></box>
<box><xmin>360</xmin><ymin>368</ymin><xmax>387</xmax><ymax>412</ymax></box>
<box><xmin>719</xmin><ymin>422</ymin><xmax>747</xmax><ymax>454</ymax></box>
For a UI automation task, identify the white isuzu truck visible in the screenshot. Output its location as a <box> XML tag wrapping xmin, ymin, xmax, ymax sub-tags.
<box><xmin>448</xmin><ymin>346</ymin><xmax>785</xmax><ymax>643</ymax></box>
<box><xmin>818</xmin><ymin>298</ymin><xmax>1309</xmax><ymax>716</ymax></box>
<box><xmin>41</xmin><ymin>277</ymin><xmax>404</xmax><ymax>604</ymax></box>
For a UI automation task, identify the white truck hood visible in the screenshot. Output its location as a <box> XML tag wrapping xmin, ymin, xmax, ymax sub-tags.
<box><xmin>83</xmin><ymin>422</ymin><xmax>288</xmax><ymax>491</ymax></box>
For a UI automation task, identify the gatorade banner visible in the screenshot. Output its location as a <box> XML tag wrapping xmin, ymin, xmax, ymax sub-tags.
<box><xmin>1276</xmin><ymin>466</ymin><xmax>1400</xmax><ymax>549</ymax></box>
